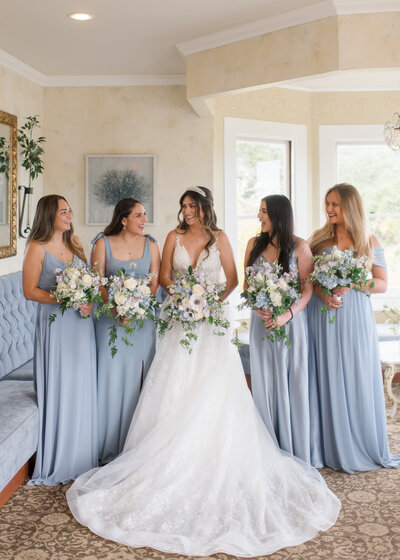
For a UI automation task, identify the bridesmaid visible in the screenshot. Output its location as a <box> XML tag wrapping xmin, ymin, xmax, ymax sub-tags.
<box><xmin>308</xmin><ymin>183</ymin><xmax>399</xmax><ymax>473</ymax></box>
<box><xmin>244</xmin><ymin>194</ymin><xmax>314</xmax><ymax>463</ymax></box>
<box><xmin>23</xmin><ymin>194</ymin><xmax>97</xmax><ymax>485</ymax></box>
<box><xmin>92</xmin><ymin>198</ymin><xmax>160</xmax><ymax>464</ymax></box>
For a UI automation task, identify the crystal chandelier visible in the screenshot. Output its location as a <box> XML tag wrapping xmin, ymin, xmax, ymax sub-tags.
<box><xmin>384</xmin><ymin>112</ymin><xmax>400</xmax><ymax>151</ymax></box>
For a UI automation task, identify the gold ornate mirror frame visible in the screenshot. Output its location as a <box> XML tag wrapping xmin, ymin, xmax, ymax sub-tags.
<box><xmin>0</xmin><ymin>110</ymin><xmax>17</xmax><ymax>258</ymax></box>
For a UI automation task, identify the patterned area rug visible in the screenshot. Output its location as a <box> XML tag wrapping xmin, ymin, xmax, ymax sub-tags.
<box><xmin>0</xmin><ymin>415</ymin><xmax>399</xmax><ymax>560</ymax></box>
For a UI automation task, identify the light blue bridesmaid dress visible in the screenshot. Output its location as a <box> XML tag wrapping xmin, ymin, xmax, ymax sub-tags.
<box><xmin>249</xmin><ymin>252</ymin><xmax>312</xmax><ymax>463</ymax></box>
<box><xmin>307</xmin><ymin>246</ymin><xmax>399</xmax><ymax>473</ymax></box>
<box><xmin>93</xmin><ymin>234</ymin><xmax>156</xmax><ymax>464</ymax></box>
<box><xmin>29</xmin><ymin>252</ymin><xmax>98</xmax><ymax>485</ymax></box>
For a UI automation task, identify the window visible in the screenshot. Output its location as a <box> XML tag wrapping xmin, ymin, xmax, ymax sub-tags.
<box><xmin>224</xmin><ymin>117</ymin><xmax>307</xmax><ymax>312</ymax></box>
<box><xmin>320</xmin><ymin>125</ymin><xmax>400</xmax><ymax>307</ymax></box>
<box><xmin>236</xmin><ymin>139</ymin><xmax>291</xmax><ymax>289</ymax></box>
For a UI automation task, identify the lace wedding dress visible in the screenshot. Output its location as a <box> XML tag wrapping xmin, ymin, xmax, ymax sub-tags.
<box><xmin>67</xmin><ymin>236</ymin><xmax>340</xmax><ymax>557</ymax></box>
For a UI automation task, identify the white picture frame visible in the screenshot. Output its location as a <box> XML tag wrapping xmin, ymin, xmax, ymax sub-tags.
<box><xmin>86</xmin><ymin>154</ymin><xmax>156</xmax><ymax>225</ymax></box>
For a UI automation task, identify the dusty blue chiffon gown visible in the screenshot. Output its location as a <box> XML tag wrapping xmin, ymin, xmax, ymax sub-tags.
<box><xmin>29</xmin><ymin>252</ymin><xmax>98</xmax><ymax>485</ymax></box>
<box><xmin>93</xmin><ymin>234</ymin><xmax>156</xmax><ymax>464</ymax></box>
<box><xmin>250</xmin><ymin>253</ymin><xmax>312</xmax><ymax>463</ymax></box>
<box><xmin>307</xmin><ymin>246</ymin><xmax>399</xmax><ymax>473</ymax></box>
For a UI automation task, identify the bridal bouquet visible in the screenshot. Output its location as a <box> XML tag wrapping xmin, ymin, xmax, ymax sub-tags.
<box><xmin>159</xmin><ymin>265</ymin><xmax>230</xmax><ymax>352</ymax></box>
<box><xmin>49</xmin><ymin>260</ymin><xmax>106</xmax><ymax>324</ymax></box>
<box><xmin>98</xmin><ymin>265</ymin><xmax>160</xmax><ymax>357</ymax></box>
<box><xmin>239</xmin><ymin>260</ymin><xmax>301</xmax><ymax>346</ymax></box>
<box><xmin>309</xmin><ymin>247</ymin><xmax>370</xmax><ymax>321</ymax></box>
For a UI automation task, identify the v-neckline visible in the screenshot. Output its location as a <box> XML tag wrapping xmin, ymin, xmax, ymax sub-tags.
<box><xmin>45</xmin><ymin>250</ymin><xmax>75</xmax><ymax>265</ymax></box>
<box><xmin>176</xmin><ymin>235</ymin><xmax>206</xmax><ymax>269</ymax></box>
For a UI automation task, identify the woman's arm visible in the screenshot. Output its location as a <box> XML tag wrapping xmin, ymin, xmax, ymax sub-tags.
<box><xmin>218</xmin><ymin>231</ymin><xmax>238</xmax><ymax>300</ymax></box>
<box><xmin>365</xmin><ymin>235</ymin><xmax>387</xmax><ymax>294</ymax></box>
<box><xmin>159</xmin><ymin>231</ymin><xmax>177</xmax><ymax>293</ymax></box>
<box><xmin>148</xmin><ymin>239</ymin><xmax>161</xmax><ymax>296</ymax></box>
<box><xmin>243</xmin><ymin>237</ymin><xmax>256</xmax><ymax>291</ymax></box>
<box><xmin>91</xmin><ymin>237</ymin><xmax>108</xmax><ymax>302</ymax></box>
<box><xmin>22</xmin><ymin>242</ymin><xmax>55</xmax><ymax>304</ymax></box>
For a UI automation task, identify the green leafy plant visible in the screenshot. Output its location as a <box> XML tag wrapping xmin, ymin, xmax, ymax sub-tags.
<box><xmin>0</xmin><ymin>136</ymin><xmax>10</xmax><ymax>179</ymax></box>
<box><xmin>17</xmin><ymin>115</ymin><xmax>46</xmax><ymax>187</ymax></box>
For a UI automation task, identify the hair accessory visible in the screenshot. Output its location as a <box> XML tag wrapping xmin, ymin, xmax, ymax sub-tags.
<box><xmin>185</xmin><ymin>186</ymin><xmax>206</xmax><ymax>197</ymax></box>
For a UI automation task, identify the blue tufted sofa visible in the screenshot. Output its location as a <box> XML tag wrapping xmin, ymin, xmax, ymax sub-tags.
<box><xmin>0</xmin><ymin>271</ymin><xmax>38</xmax><ymax>506</ymax></box>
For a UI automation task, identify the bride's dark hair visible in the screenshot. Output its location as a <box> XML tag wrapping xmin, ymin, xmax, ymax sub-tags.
<box><xmin>177</xmin><ymin>187</ymin><xmax>220</xmax><ymax>257</ymax></box>
<box><xmin>247</xmin><ymin>194</ymin><xmax>294</xmax><ymax>273</ymax></box>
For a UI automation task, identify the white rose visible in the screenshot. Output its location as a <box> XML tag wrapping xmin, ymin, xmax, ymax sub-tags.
<box><xmin>135</xmin><ymin>307</ymin><xmax>146</xmax><ymax>316</ymax></box>
<box><xmin>73</xmin><ymin>290</ymin><xmax>85</xmax><ymax>302</ymax></box>
<box><xmin>124</xmin><ymin>277</ymin><xmax>138</xmax><ymax>291</ymax></box>
<box><xmin>82</xmin><ymin>274</ymin><xmax>93</xmax><ymax>287</ymax></box>
<box><xmin>247</xmin><ymin>286</ymin><xmax>255</xmax><ymax>293</ymax></box>
<box><xmin>194</xmin><ymin>311</ymin><xmax>204</xmax><ymax>321</ymax></box>
<box><xmin>192</xmin><ymin>284</ymin><xmax>205</xmax><ymax>296</ymax></box>
<box><xmin>255</xmin><ymin>271</ymin><xmax>264</xmax><ymax>284</ymax></box>
<box><xmin>137</xmin><ymin>284</ymin><xmax>151</xmax><ymax>295</ymax></box>
<box><xmin>270</xmin><ymin>291</ymin><xmax>282</xmax><ymax>307</ymax></box>
<box><xmin>114</xmin><ymin>292</ymin><xmax>128</xmax><ymax>305</ymax></box>
<box><xmin>69</xmin><ymin>281</ymin><xmax>77</xmax><ymax>290</ymax></box>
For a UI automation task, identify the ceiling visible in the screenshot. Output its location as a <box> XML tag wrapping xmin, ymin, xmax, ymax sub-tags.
<box><xmin>0</xmin><ymin>0</ymin><xmax>399</xmax><ymax>91</ymax></box>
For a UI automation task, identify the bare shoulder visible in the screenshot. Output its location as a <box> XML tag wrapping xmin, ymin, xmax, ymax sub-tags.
<box><xmin>294</xmin><ymin>236</ymin><xmax>311</xmax><ymax>254</ymax></box>
<box><xmin>246</xmin><ymin>236</ymin><xmax>257</xmax><ymax>250</ymax></box>
<box><xmin>26</xmin><ymin>240</ymin><xmax>45</xmax><ymax>258</ymax></box>
<box><xmin>370</xmin><ymin>234</ymin><xmax>381</xmax><ymax>248</ymax></box>
<box><xmin>215</xmin><ymin>230</ymin><xmax>230</xmax><ymax>244</ymax></box>
<box><xmin>94</xmin><ymin>236</ymin><xmax>105</xmax><ymax>249</ymax></box>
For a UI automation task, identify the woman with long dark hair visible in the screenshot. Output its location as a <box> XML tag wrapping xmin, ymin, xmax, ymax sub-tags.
<box><xmin>23</xmin><ymin>194</ymin><xmax>97</xmax><ymax>485</ymax></box>
<box><xmin>244</xmin><ymin>194</ymin><xmax>314</xmax><ymax>463</ymax></box>
<box><xmin>308</xmin><ymin>183</ymin><xmax>399</xmax><ymax>473</ymax></box>
<box><xmin>67</xmin><ymin>187</ymin><xmax>340</xmax><ymax>557</ymax></box>
<box><xmin>91</xmin><ymin>198</ymin><xmax>160</xmax><ymax>463</ymax></box>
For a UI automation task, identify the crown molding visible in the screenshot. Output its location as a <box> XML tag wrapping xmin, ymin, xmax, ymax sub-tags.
<box><xmin>333</xmin><ymin>0</ymin><xmax>400</xmax><ymax>15</ymax></box>
<box><xmin>176</xmin><ymin>1</ymin><xmax>336</xmax><ymax>56</ymax></box>
<box><xmin>0</xmin><ymin>48</ymin><xmax>186</xmax><ymax>87</ymax></box>
<box><xmin>177</xmin><ymin>0</ymin><xmax>400</xmax><ymax>57</ymax></box>
<box><xmin>0</xmin><ymin>48</ymin><xmax>47</xmax><ymax>86</ymax></box>
<box><xmin>45</xmin><ymin>75</ymin><xmax>186</xmax><ymax>87</ymax></box>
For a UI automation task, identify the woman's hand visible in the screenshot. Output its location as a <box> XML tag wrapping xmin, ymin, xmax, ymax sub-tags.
<box><xmin>324</xmin><ymin>293</ymin><xmax>343</xmax><ymax>310</ymax></box>
<box><xmin>80</xmin><ymin>302</ymin><xmax>93</xmax><ymax>317</ymax></box>
<box><xmin>117</xmin><ymin>315</ymin><xmax>129</xmax><ymax>327</ymax></box>
<box><xmin>254</xmin><ymin>308</ymin><xmax>271</xmax><ymax>320</ymax></box>
<box><xmin>264</xmin><ymin>310</ymin><xmax>291</xmax><ymax>331</ymax></box>
<box><xmin>333</xmin><ymin>286</ymin><xmax>350</xmax><ymax>297</ymax></box>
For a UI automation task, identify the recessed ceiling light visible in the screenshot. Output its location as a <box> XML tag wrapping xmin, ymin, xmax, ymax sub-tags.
<box><xmin>68</xmin><ymin>13</ymin><xmax>94</xmax><ymax>21</ymax></box>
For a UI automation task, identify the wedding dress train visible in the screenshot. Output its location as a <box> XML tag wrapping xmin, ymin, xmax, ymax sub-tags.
<box><xmin>67</xmin><ymin>236</ymin><xmax>340</xmax><ymax>557</ymax></box>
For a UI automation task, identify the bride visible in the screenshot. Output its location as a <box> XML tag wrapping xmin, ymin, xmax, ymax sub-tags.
<box><xmin>67</xmin><ymin>187</ymin><xmax>340</xmax><ymax>557</ymax></box>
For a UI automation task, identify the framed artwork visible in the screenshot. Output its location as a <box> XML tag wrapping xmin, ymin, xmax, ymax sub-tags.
<box><xmin>86</xmin><ymin>154</ymin><xmax>156</xmax><ymax>225</ymax></box>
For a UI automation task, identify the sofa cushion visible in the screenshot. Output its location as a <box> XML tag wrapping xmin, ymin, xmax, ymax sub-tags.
<box><xmin>0</xmin><ymin>380</ymin><xmax>38</xmax><ymax>491</ymax></box>
<box><xmin>0</xmin><ymin>272</ymin><xmax>37</xmax><ymax>379</ymax></box>
<box><xmin>3</xmin><ymin>359</ymin><xmax>34</xmax><ymax>381</ymax></box>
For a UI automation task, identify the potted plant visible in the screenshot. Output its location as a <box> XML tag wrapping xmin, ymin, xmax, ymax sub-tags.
<box><xmin>17</xmin><ymin>115</ymin><xmax>46</xmax><ymax>237</ymax></box>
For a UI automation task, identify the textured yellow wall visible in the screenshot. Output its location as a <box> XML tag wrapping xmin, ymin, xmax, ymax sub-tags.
<box><xmin>44</xmin><ymin>86</ymin><xmax>213</xmax><ymax>256</ymax></box>
<box><xmin>186</xmin><ymin>13</ymin><xmax>400</xmax><ymax>110</ymax></box>
<box><xmin>0</xmin><ymin>66</ymin><xmax>44</xmax><ymax>275</ymax></box>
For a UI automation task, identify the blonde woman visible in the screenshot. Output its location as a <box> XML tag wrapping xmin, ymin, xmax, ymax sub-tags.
<box><xmin>308</xmin><ymin>183</ymin><xmax>399</xmax><ymax>473</ymax></box>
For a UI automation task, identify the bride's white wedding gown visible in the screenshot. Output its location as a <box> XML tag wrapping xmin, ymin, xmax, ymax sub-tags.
<box><xmin>67</xmin><ymin>236</ymin><xmax>340</xmax><ymax>557</ymax></box>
